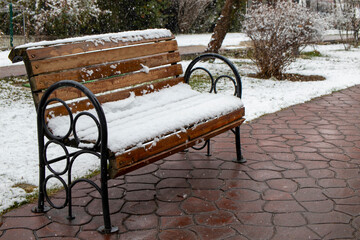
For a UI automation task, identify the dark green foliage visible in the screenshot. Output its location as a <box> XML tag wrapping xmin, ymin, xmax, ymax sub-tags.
<box><xmin>97</xmin><ymin>0</ymin><xmax>175</xmax><ymax>33</ymax></box>
<box><xmin>0</xmin><ymin>0</ymin><xmax>246</xmax><ymax>37</ymax></box>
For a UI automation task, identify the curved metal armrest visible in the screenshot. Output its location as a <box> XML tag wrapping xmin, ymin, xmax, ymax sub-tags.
<box><xmin>37</xmin><ymin>80</ymin><xmax>108</xmax><ymax>152</ymax></box>
<box><xmin>184</xmin><ymin>53</ymin><xmax>243</xmax><ymax>99</ymax></box>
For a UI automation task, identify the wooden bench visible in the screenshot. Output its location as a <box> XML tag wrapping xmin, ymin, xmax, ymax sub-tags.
<box><xmin>9</xmin><ymin>29</ymin><xmax>245</xmax><ymax>234</ymax></box>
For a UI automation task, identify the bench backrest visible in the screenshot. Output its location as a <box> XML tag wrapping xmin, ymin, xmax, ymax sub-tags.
<box><xmin>9</xmin><ymin>29</ymin><xmax>183</xmax><ymax>111</ymax></box>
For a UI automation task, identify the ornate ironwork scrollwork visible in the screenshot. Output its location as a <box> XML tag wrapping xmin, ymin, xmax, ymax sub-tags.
<box><xmin>184</xmin><ymin>53</ymin><xmax>246</xmax><ymax>163</ymax></box>
<box><xmin>33</xmin><ymin>80</ymin><xmax>118</xmax><ymax>234</ymax></box>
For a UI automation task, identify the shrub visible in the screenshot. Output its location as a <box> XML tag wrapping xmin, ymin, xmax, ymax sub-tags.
<box><xmin>331</xmin><ymin>0</ymin><xmax>360</xmax><ymax>49</ymax></box>
<box><xmin>243</xmin><ymin>1</ymin><xmax>327</xmax><ymax>79</ymax></box>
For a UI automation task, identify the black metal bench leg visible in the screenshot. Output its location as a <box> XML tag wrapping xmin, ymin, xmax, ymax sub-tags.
<box><xmin>206</xmin><ymin>140</ymin><xmax>211</xmax><ymax>156</ymax></box>
<box><xmin>97</xmin><ymin>156</ymin><xmax>118</xmax><ymax>234</ymax></box>
<box><xmin>32</xmin><ymin>140</ymin><xmax>50</xmax><ymax>214</ymax></box>
<box><xmin>234</xmin><ymin>126</ymin><xmax>246</xmax><ymax>163</ymax></box>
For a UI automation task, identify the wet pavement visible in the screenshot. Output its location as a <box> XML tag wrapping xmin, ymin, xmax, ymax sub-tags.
<box><xmin>1</xmin><ymin>85</ymin><xmax>360</xmax><ymax>239</ymax></box>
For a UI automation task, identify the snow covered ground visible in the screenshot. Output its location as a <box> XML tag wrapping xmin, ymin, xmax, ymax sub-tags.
<box><xmin>0</xmin><ymin>32</ymin><xmax>359</xmax><ymax>213</ymax></box>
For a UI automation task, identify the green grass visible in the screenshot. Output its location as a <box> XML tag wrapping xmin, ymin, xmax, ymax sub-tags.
<box><xmin>300</xmin><ymin>50</ymin><xmax>322</xmax><ymax>59</ymax></box>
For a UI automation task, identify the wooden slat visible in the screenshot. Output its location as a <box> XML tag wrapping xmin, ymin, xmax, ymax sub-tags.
<box><xmin>30</xmin><ymin>40</ymin><xmax>179</xmax><ymax>75</ymax></box>
<box><xmin>187</xmin><ymin>107</ymin><xmax>245</xmax><ymax>140</ymax></box>
<box><xmin>34</xmin><ymin>64</ymin><xmax>183</xmax><ymax>104</ymax></box>
<box><xmin>109</xmin><ymin>117</ymin><xmax>245</xmax><ymax>178</ymax></box>
<box><xmin>44</xmin><ymin>77</ymin><xmax>185</xmax><ymax>118</ymax></box>
<box><xmin>26</xmin><ymin>36</ymin><xmax>175</xmax><ymax>61</ymax></box>
<box><xmin>30</xmin><ymin>51</ymin><xmax>181</xmax><ymax>91</ymax></box>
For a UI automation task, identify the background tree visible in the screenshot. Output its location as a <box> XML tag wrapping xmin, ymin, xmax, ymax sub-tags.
<box><xmin>206</xmin><ymin>0</ymin><xmax>245</xmax><ymax>53</ymax></box>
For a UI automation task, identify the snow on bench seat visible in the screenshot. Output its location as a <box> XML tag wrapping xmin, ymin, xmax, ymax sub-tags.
<box><xmin>48</xmin><ymin>83</ymin><xmax>244</xmax><ymax>154</ymax></box>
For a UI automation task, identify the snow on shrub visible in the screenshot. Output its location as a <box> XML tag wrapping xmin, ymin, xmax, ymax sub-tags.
<box><xmin>330</xmin><ymin>1</ymin><xmax>360</xmax><ymax>49</ymax></box>
<box><xmin>243</xmin><ymin>1</ymin><xmax>327</xmax><ymax>79</ymax></box>
<box><xmin>18</xmin><ymin>0</ymin><xmax>104</xmax><ymax>36</ymax></box>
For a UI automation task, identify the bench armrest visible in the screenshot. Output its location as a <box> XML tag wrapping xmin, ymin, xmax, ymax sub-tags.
<box><xmin>37</xmin><ymin>80</ymin><xmax>108</xmax><ymax>153</ymax></box>
<box><xmin>184</xmin><ymin>53</ymin><xmax>243</xmax><ymax>99</ymax></box>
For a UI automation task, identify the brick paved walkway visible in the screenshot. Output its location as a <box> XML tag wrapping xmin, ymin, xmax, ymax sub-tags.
<box><xmin>1</xmin><ymin>85</ymin><xmax>360</xmax><ymax>239</ymax></box>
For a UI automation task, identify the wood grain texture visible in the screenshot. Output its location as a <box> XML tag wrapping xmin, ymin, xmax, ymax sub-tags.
<box><xmin>30</xmin><ymin>52</ymin><xmax>181</xmax><ymax>91</ymax></box>
<box><xmin>26</xmin><ymin>36</ymin><xmax>174</xmax><ymax>61</ymax></box>
<box><xmin>34</xmin><ymin>64</ymin><xmax>183</xmax><ymax>104</ymax></box>
<box><xmin>30</xmin><ymin>40</ymin><xmax>179</xmax><ymax>75</ymax></box>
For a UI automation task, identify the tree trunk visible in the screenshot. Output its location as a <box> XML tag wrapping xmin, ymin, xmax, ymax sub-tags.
<box><xmin>206</xmin><ymin>0</ymin><xmax>240</xmax><ymax>53</ymax></box>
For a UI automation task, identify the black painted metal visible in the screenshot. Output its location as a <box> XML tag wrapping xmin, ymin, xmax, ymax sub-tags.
<box><xmin>184</xmin><ymin>53</ymin><xmax>246</xmax><ymax>162</ymax></box>
<box><xmin>32</xmin><ymin>80</ymin><xmax>118</xmax><ymax>234</ymax></box>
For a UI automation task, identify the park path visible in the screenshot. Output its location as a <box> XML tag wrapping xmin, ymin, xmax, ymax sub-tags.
<box><xmin>1</xmin><ymin>83</ymin><xmax>360</xmax><ymax>239</ymax></box>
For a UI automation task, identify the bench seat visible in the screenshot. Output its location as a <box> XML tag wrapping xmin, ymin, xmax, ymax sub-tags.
<box><xmin>48</xmin><ymin>83</ymin><xmax>244</xmax><ymax>177</ymax></box>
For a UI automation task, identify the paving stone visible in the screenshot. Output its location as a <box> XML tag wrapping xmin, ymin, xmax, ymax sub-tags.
<box><xmin>77</xmin><ymin>230</ymin><xmax>118</xmax><ymax>240</ymax></box>
<box><xmin>160</xmin><ymin>215</ymin><xmax>194</xmax><ymax>229</ymax></box>
<box><xmin>304</xmin><ymin>212</ymin><xmax>352</xmax><ymax>224</ymax></box>
<box><xmin>125</xmin><ymin>174</ymin><xmax>159</xmax><ymax>184</ymax></box>
<box><xmin>308</xmin><ymin>169</ymin><xmax>336</xmax><ymax>179</ymax></box>
<box><xmin>293</xmin><ymin>178</ymin><xmax>319</xmax><ymax>188</ymax></box>
<box><xmin>236</xmin><ymin>212</ymin><xmax>272</xmax><ymax>226</ymax></box>
<box><xmin>122</xmin><ymin>201</ymin><xmax>157</xmax><ymax>215</ymax></box>
<box><xmin>156</xmin><ymin>178</ymin><xmax>190</xmax><ymax>189</ymax></box>
<box><xmin>124</xmin><ymin>214</ymin><xmax>158</xmax><ymax>230</ymax></box>
<box><xmin>262</xmin><ymin>189</ymin><xmax>293</xmax><ymax>201</ymax></box>
<box><xmin>232</xmin><ymin>225</ymin><xmax>274</xmax><ymax>240</ymax></box>
<box><xmin>156</xmin><ymin>202</ymin><xmax>183</xmax><ymax>216</ymax></box>
<box><xmin>293</xmin><ymin>188</ymin><xmax>327</xmax><ymax>202</ymax></box>
<box><xmin>308</xmin><ymin>224</ymin><xmax>355</xmax><ymax>239</ymax></box>
<box><xmin>0</xmin><ymin>215</ymin><xmax>51</xmax><ymax>230</ymax></box>
<box><xmin>89</xmin><ymin>187</ymin><xmax>125</xmax><ymax>199</ymax></box>
<box><xmin>247</xmin><ymin>170</ymin><xmax>282</xmax><ymax>181</ymax></box>
<box><xmin>124</xmin><ymin>190</ymin><xmax>156</xmax><ymax>201</ymax></box>
<box><xmin>0</xmin><ymin>229</ymin><xmax>36</xmax><ymax>240</ymax></box>
<box><xmin>273</xmin><ymin>213</ymin><xmax>306</xmax><ymax>227</ymax></box>
<box><xmin>334</xmin><ymin>196</ymin><xmax>360</xmax><ymax>205</ymax></box>
<box><xmin>188</xmin><ymin>178</ymin><xmax>224</xmax><ymax>190</ymax></box>
<box><xmin>301</xmin><ymin>200</ymin><xmax>334</xmax><ymax>213</ymax></box>
<box><xmin>194</xmin><ymin>210</ymin><xmax>237</xmax><ymax>226</ymax></box>
<box><xmin>218</xmin><ymin>198</ymin><xmax>265</xmax><ymax>213</ymax></box>
<box><xmin>225</xmin><ymin>188</ymin><xmax>260</xmax><ymax>202</ymax></box>
<box><xmin>218</xmin><ymin>169</ymin><xmax>250</xmax><ymax>180</ymax></box>
<box><xmin>158</xmin><ymin>229</ymin><xmax>197</xmax><ymax>240</ymax></box>
<box><xmin>86</xmin><ymin>198</ymin><xmax>124</xmax><ymax>216</ymax></box>
<box><xmin>323</xmin><ymin>187</ymin><xmax>356</xmax><ymax>199</ymax></box>
<box><xmin>282</xmin><ymin>169</ymin><xmax>309</xmax><ymax>178</ymax></box>
<box><xmin>267</xmin><ymin>179</ymin><xmax>298</xmax><ymax>193</ymax></box>
<box><xmin>47</xmin><ymin>207</ymin><xmax>92</xmax><ymax>226</ymax></box>
<box><xmin>191</xmin><ymin>225</ymin><xmax>236</xmax><ymax>240</ymax></box>
<box><xmin>264</xmin><ymin>200</ymin><xmax>305</xmax><ymax>213</ymax></box>
<box><xmin>272</xmin><ymin>226</ymin><xmax>319</xmax><ymax>240</ymax></box>
<box><xmin>2</xmin><ymin>204</ymin><xmax>43</xmax><ymax>217</ymax></box>
<box><xmin>36</xmin><ymin>222</ymin><xmax>80</xmax><ymax>238</ymax></box>
<box><xmin>335</xmin><ymin>205</ymin><xmax>360</xmax><ymax>216</ymax></box>
<box><xmin>82</xmin><ymin>214</ymin><xmax>127</xmax><ymax>232</ymax></box>
<box><xmin>192</xmin><ymin>189</ymin><xmax>222</xmax><ymax>201</ymax></box>
<box><xmin>156</xmin><ymin>188</ymin><xmax>192</xmax><ymax>202</ymax></box>
<box><xmin>181</xmin><ymin>197</ymin><xmax>216</xmax><ymax>214</ymax></box>
<box><xmin>272</xmin><ymin>160</ymin><xmax>303</xmax><ymax>170</ymax></box>
<box><xmin>222</xmin><ymin>179</ymin><xmax>268</xmax><ymax>193</ymax></box>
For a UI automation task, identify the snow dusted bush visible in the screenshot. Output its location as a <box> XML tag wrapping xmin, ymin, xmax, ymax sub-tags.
<box><xmin>331</xmin><ymin>0</ymin><xmax>360</xmax><ymax>49</ymax></box>
<box><xmin>243</xmin><ymin>1</ymin><xmax>327</xmax><ymax>79</ymax></box>
<box><xmin>20</xmin><ymin>0</ymin><xmax>103</xmax><ymax>36</ymax></box>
